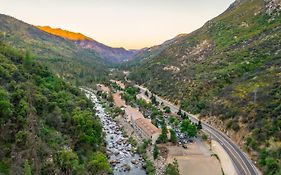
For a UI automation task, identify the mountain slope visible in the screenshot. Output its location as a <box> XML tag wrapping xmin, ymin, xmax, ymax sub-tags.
<box><xmin>0</xmin><ymin>41</ymin><xmax>110</xmax><ymax>174</ymax></box>
<box><xmin>129</xmin><ymin>0</ymin><xmax>281</xmax><ymax>174</ymax></box>
<box><xmin>0</xmin><ymin>14</ymin><xmax>109</xmax><ymax>86</ymax></box>
<box><xmin>37</xmin><ymin>26</ymin><xmax>94</xmax><ymax>41</ymax></box>
<box><xmin>37</xmin><ymin>26</ymin><xmax>138</xmax><ymax>63</ymax></box>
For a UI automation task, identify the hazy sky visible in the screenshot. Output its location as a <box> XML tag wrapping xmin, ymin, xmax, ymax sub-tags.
<box><xmin>1</xmin><ymin>0</ymin><xmax>234</xmax><ymax>49</ymax></box>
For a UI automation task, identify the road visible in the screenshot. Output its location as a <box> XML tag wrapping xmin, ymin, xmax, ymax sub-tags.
<box><xmin>136</xmin><ymin>85</ymin><xmax>261</xmax><ymax>175</ymax></box>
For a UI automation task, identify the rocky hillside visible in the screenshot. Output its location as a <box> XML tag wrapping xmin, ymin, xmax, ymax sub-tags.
<box><xmin>38</xmin><ymin>26</ymin><xmax>138</xmax><ymax>63</ymax></box>
<box><xmin>129</xmin><ymin>0</ymin><xmax>281</xmax><ymax>174</ymax></box>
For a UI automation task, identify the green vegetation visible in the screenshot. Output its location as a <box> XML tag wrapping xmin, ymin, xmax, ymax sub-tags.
<box><xmin>0</xmin><ymin>42</ymin><xmax>110</xmax><ymax>174</ymax></box>
<box><xmin>164</xmin><ymin>159</ymin><xmax>180</xmax><ymax>175</ymax></box>
<box><xmin>145</xmin><ymin>160</ymin><xmax>156</xmax><ymax>175</ymax></box>
<box><xmin>121</xmin><ymin>85</ymin><xmax>140</xmax><ymax>105</ymax></box>
<box><xmin>181</xmin><ymin>119</ymin><xmax>198</xmax><ymax>137</ymax></box>
<box><xmin>128</xmin><ymin>137</ymin><xmax>138</xmax><ymax>147</ymax></box>
<box><xmin>164</xmin><ymin>106</ymin><xmax>171</xmax><ymax>113</ymax></box>
<box><xmin>158</xmin><ymin>119</ymin><xmax>168</xmax><ymax>143</ymax></box>
<box><xmin>153</xmin><ymin>144</ymin><xmax>159</xmax><ymax>159</ymax></box>
<box><xmin>136</xmin><ymin>140</ymin><xmax>156</xmax><ymax>175</ymax></box>
<box><xmin>202</xmin><ymin>133</ymin><xmax>208</xmax><ymax>141</ymax></box>
<box><xmin>170</xmin><ymin>129</ymin><xmax>178</xmax><ymax>144</ymax></box>
<box><xmin>129</xmin><ymin>1</ymin><xmax>281</xmax><ymax>174</ymax></box>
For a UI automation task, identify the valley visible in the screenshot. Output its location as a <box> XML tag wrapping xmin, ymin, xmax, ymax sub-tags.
<box><xmin>0</xmin><ymin>0</ymin><xmax>280</xmax><ymax>174</ymax></box>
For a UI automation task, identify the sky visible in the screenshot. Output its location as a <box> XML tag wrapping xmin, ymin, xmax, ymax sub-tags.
<box><xmin>1</xmin><ymin>0</ymin><xmax>234</xmax><ymax>49</ymax></box>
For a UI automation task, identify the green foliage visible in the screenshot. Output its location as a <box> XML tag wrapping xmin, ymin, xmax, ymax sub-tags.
<box><xmin>164</xmin><ymin>159</ymin><xmax>180</xmax><ymax>175</ymax></box>
<box><xmin>170</xmin><ymin>129</ymin><xmax>177</xmax><ymax>144</ymax></box>
<box><xmin>0</xmin><ymin>43</ymin><xmax>106</xmax><ymax>174</ymax></box>
<box><xmin>150</xmin><ymin>94</ymin><xmax>159</xmax><ymax>106</ymax></box>
<box><xmin>0</xmin><ymin>160</ymin><xmax>9</xmax><ymax>174</ymax></box>
<box><xmin>144</xmin><ymin>160</ymin><xmax>156</xmax><ymax>175</ymax></box>
<box><xmin>0</xmin><ymin>86</ymin><xmax>12</xmax><ymax>122</ymax></box>
<box><xmin>71</xmin><ymin>108</ymin><xmax>103</xmax><ymax>146</ymax></box>
<box><xmin>202</xmin><ymin>133</ymin><xmax>208</xmax><ymax>141</ymax></box>
<box><xmin>164</xmin><ymin>106</ymin><xmax>171</xmax><ymax>113</ymax></box>
<box><xmin>181</xmin><ymin>119</ymin><xmax>197</xmax><ymax>137</ymax></box>
<box><xmin>137</xmin><ymin>139</ymin><xmax>150</xmax><ymax>157</ymax></box>
<box><xmin>128</xmin><ymin>137</ymin><xmax>138</xmax><ymax>147</ymax></box>
<box><xmin>23</xmin><ymin>160</ymin><xmax>32</xmax><ymax>175</ymax></box>
<box><xmin>87</xmin><ymin>152</ymin><xmax>112</xmax><ymax>174</ymax></box>
<box><xmin>153</xmin><ymin>144</ymin><xmax>159</xmax><ymax>159</ymax></box>
<box><xmin>158</xmin><ymin>119</ymin><xmax>168</xmax><ymax>143</ymax></box>
<box><xmin>23</xmin><ymin>51</ymin><xmax>34</xmax><ymax>70</ymax></box>
<box><xmin>56</xmin><ymin>148</ymin><xmax>80</xmax><ymax>173</ymax></box>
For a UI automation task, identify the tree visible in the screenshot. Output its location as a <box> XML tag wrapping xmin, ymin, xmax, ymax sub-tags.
<box><xmin>0</xmin><ymin>87</ymin><xmax>12</xmax><ymax>122</ymax></box>
<box><xmin>150</xmin><ymin>94</ymin><xmax>158</xmax><ymax>105</ymax></box>
<box><xmin>23</xmin><ymin>51</ymin><xmax>34</xmax><ymax>70</ymax></box>
<box><xmin>164</xmin><ymin>106</ymin><xmax>171</xmax><ymax>113</ymax></box>
<box><xmin>197</xmin><ymin>120</ymin><xmax>202</xmax><ymax>130</ymax></box>
<box><xmin>56</xmin><ymin>149</ymin><xmax>80</xmax><ymax>174</ymax></box>
<box><xmin>153</xmin><ymin>144</ymin><xmax>159</xmax><ymax>159</ymax></box>
<box><xmin>164</xmin><ymin>159</ymin><xmax>180</xmax><ymax>175</ymax></box>
<box><xmin>181</xmin><ymin>119</ymin><xmax>197</xmax><ymax>137</ymax></box>
<box><xmin>177</xmin><ymin>109</ymin><xmax>182</xmax><ymax>116</ymax></box>
<box><xmin>145</xmin><ymin>160</ymin><xmax>155</xmax><ymax>175</ymax></box>
<box><xmin>159</xmin><ymin>119</ymin><xmax>168</xmax><ymax>143</ymax></box>
<box><xmin>187</xmin><ymin>124</ymin><xmax>197</xmax><ymax>137</ymax></box>
<box><xmin>88</xmin><ymin>152</ymin><xmax>112</xmax><ymax>174</ymax></box>
<box><xmin>170</xmin><ymin>129</ymin><xmax>177</xmax><ymax>144</ymax></box>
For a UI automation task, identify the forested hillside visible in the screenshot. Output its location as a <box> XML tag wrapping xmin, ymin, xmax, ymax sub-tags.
<box><xmin>129</xmin><ymin>0</ymin><xmax>281</xmax><ymax>174</ymax></box>
<box><xmin>0</xmin><ymin>14</ymin><xmax>109</xmax><ymax>86</ymax></box>
<box><xmin>0</xmin><ymin>41</ymin><xmax>110</xmax><ymax>174</ymax></box>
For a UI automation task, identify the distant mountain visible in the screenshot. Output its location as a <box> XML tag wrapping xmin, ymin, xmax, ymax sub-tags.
<box><xmin>129</xmin><ymin>0</ymin><xmax>281</xmax><ymax>174</ymax></box>
<box><xmin>37</xmin><ymin>26</ymin><xmax>138</xmax><ymax>63</ymax></box>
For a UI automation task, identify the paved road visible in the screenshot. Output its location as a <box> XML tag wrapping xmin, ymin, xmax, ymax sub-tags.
<box><xmin>136</xmin><ymin>85</ymin><xmax>261</xmax><ymax>175</ymax></box>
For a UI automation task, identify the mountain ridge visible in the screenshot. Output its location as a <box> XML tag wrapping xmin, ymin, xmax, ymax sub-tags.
<box><xmin>37</xmin><ymin>25</ymin><xmax>94</xmax><ymax>41</ymax></box>
<box><xmin>37</xmin><ymin>25</ymin><xmax>138</xmax><ymax>63</ymax></box>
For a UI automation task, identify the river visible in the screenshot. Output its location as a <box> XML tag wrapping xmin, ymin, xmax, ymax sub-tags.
<box><xmin>81</xmin><ymin>88</ymin><xmax>146</xmax><ymax>175</ymax></box>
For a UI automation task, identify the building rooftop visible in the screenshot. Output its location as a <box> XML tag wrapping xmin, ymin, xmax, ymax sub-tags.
<box><xmin>125</xmin><ymin>106</ymin><xmax>143</xmax><ymax>121</ymax></box>
<box><xmin>135</xmin><ymin>118</ymin><xmax>161</xmax><ymax>136</ymax></box>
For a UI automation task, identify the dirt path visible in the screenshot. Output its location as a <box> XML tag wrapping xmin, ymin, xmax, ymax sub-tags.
<box><xmin>166</xmin><ymin>140</ymin><xmax>222</xmax><ymax>175</ymax></box>
<box><xmin>113</xmin><ymin>91</ymin><xmax>125</xmax><ymax>107</ymax></box>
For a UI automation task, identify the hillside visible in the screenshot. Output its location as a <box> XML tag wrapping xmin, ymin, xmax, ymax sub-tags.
<box><xmin>0</xmin><ymin>14</ymin><xmax>109</xmax><ymax>86</ymax></box>
<box><xmin>37</xmin><ymin>26</ymin><xmax>138</xmax><ymax>63</ymax></box>
<box><xmin>0</xmin><ymin>41</ymin><xmax>111</xmax><ymax>174</ymax></box>
<box><xmin>128</xmin><ymin>0</ymin><xmax>281</xmax><ymax>174</ymax></box>
<box><xmin>37</xmin><ymin>26</ymin><xmax>94</xmax><ymax>41</ymax></box>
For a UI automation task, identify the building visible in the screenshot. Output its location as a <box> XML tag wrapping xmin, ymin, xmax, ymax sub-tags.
<box><xmin>96</xmin><ymin>84</ymin><xmax>110</xmax><ymax>94</ymax></box>
<box><xmin>133</xmin><ymin>118</ymin><xmax>161</xmax><ymax>144</ymax></box>
<box><xmin>124</xmin><ymin>106</ymin><xmax>143</xmax><ymax>122</ymax></box>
